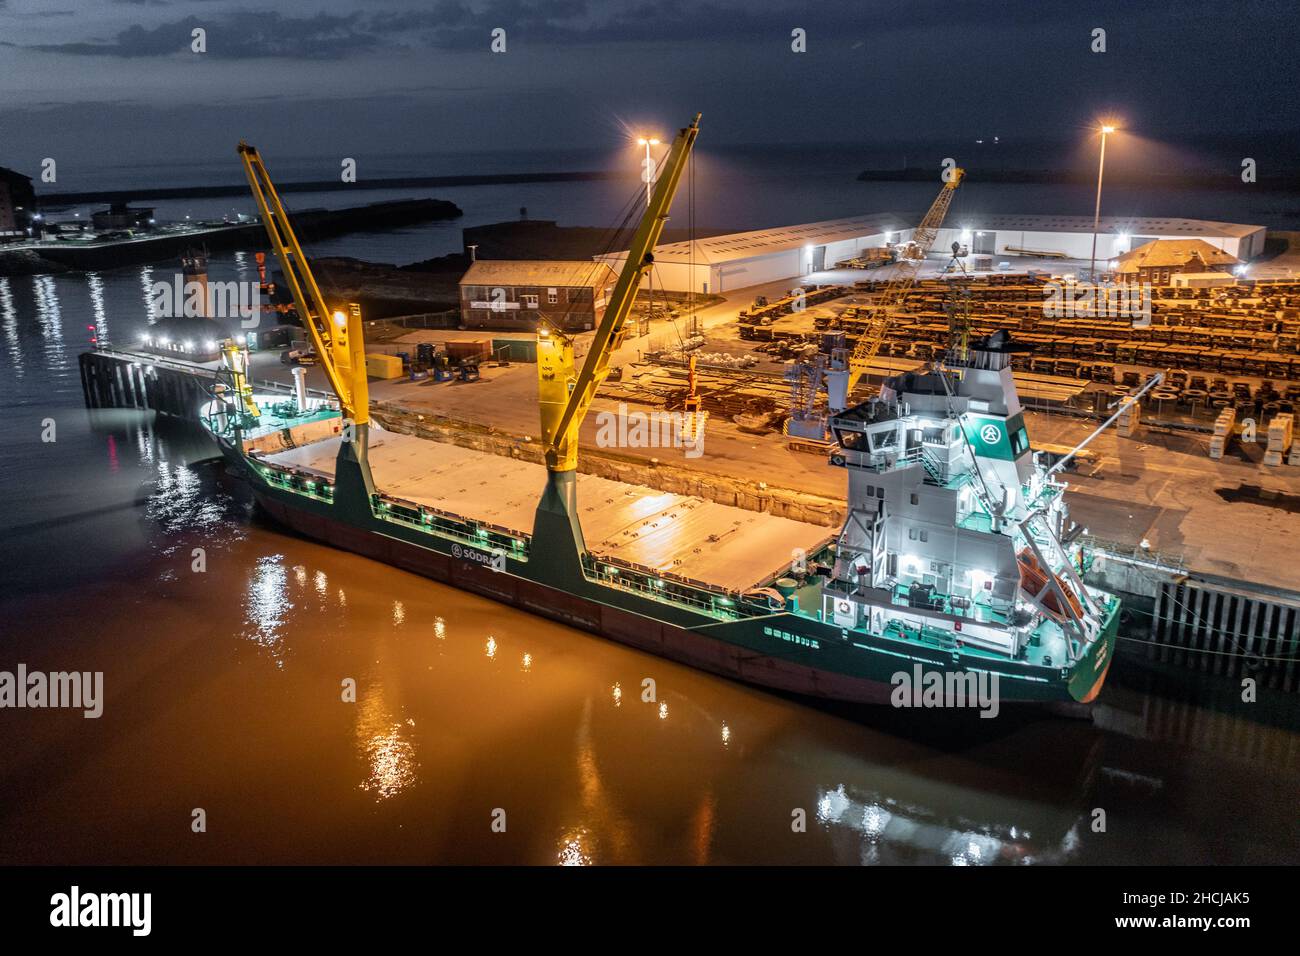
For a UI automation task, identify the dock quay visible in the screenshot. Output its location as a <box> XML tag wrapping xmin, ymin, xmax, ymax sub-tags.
<box><xmin>1</xmin><ymin>198</ymin><xmax>461</xmax><ymax>276</ymax></box>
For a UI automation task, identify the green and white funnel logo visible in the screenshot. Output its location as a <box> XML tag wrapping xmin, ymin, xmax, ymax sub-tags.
<box><xmin>964</xmin><ymin>414</ymin><xmax>1015</xmax><ymax>460</ymax></box>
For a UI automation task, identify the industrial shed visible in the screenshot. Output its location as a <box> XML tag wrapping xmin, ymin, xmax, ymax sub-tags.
<box><xmin>598</xmin><ymin>213</ymin><xmax>1265</xmax><ymax>293</ymax></box>
<box><xmin>931</xmin><ymin>214</ymin><xmax>1265</xmax><ymax>264</ymax></box>
<box><xmin>459</xmin><ymin>259</ymin><xmax>617</xmax><ymax>331</ymax></box>
<box><xmin>595</xmin><ymin>215</ymin><xmax>902</xmax><ymax>294</ymax></box>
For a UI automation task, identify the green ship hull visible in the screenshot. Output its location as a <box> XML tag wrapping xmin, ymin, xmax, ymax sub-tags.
<box><xmin>216</xmin><ymin>430</ymin><xmax>1118</xmax><ymax>709</ymax></box>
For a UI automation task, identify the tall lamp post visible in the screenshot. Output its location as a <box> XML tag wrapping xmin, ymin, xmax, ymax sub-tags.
<box><xmin>637</xmin><ymin>136</ymin><xmax>660</xmax><ymax>207</ymax></box>
<box><xmin>1089</xmin><ymin>124</ymin><xmax>1117</xmax><ymax>281</ymax></box>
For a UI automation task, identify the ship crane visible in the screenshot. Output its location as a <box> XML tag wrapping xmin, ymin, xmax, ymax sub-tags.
<box><xmin>236</xmin><ymin>142</ymin><xmax>370</xmax><ymax>431</ymax></box>
<box><xmin>533</xmin><ymin>114</ymin><xmax>700</xmax><ymax>568</ymax></box>
<box><xmin>826</xmin><ymin>168</ymin><xmax>964</xmax><ymax>412</ymax></box>
<box><xmin>235</xmin><ymin>142</ymin><xmax>376</xmax><ymax>503</ymax></box>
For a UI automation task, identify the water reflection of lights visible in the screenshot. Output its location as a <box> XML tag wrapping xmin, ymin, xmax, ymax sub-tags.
<box><xmin>392</xmin><ymin>601</ymin><xmax>406</xmax><ymax>625</ymax></box>
<box><xmin>1</xmin><ymin>278</ymin><xmax>22</xmax><ymax>375</ymax></box>
<box><xmin>138</xmin><ymin>266</ymin><xmax>155</xmax><ymax>315</ymax></box>
<box><xmin>485</xmin><ymin>636</ymin><xmax>497</xmax><ymax>659</ymax></box>
<box><xmin>721</xmin><ymin>722</ymin><xmax>731</xmax><ymax>747</ymax></box>
<box><xmin>87</xmin><ymin>272</ymin><xmax>108</xmax><ymax>344</ymax></box>
<box><xmin>314</xmin><ymin>571</ymin><xmax>328</xmax><ymax>597</ymax></box>
<box><xmin>241</xmin><ymin>555</ymin><xmax>292</xmax><ymax>662</ymax></box>
<box><xmin>433</xmin><ymin>616</ymin><xmax>446</xmax><ymax>640</ymax></box>
<box><xmin>521</xmin><ymin>652</ymin><xmax>532</xmax><ymax>672</ymax></box>
<box><xmin>146</xmin><ymin>460</ymin><xmax>229</xmax><ymax>539</ymax></box>
<box><xmin>612</xmin><ymin>682</ymin><xmax>622</xmax><ymax>707</ymax></box>
<box><xmin>815</xmin><ymin>785</ymin><xmax>1077</xmax><ymax>866</ymax></box>
<box><xmin>557</xmin><ymin>830</ymin><xmax>592</xmax><ymax>866</ymax></box>
<box><xmin>293</xmin><ymin>565</ymin><xmax>308</xmax><ymax>587</ymax></box>
<box><xmin>658</xmin><ymin>701</ymin><xmax>668</xmax><ymax>720</ymax></box>
<box><xmin>33</xmin><ymin>276</ymin><xmax>65</xmax><ymax>365</ymax></box>
<box><xmin>356</xmin><ymin>687</ymin><xmax>418</xmax><ymax>801</ymax></box>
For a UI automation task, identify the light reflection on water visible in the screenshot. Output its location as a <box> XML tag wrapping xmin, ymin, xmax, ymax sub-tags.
<box><xmin>356</xmin><ymin>685</ymin><xmax>419</xmax><ymax>802</ymax></box>
<box><xmin>242</xmin><ymin>554</ymin><xmax>293</xmax><ymax>663</ymax></box>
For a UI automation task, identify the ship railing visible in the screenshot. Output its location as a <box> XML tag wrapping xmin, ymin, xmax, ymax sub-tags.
<box><xmin>372</xmin><ymin>492</ymin><xmax>531</xmax><ymax>556</ymax></box>
<box><xmin>586</xmin><ymin>556</ymin><xmax>770</xmax><ymax>620</ymax></box>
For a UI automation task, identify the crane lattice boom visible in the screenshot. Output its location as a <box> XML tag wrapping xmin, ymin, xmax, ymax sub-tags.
<box><xmin>841</xmin><ymin>169</ymin><xmax>964</xmax><ymax>400</ymax></box>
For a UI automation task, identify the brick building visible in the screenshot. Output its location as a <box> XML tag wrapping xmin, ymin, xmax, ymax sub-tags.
<box><xmin>1113</xmin><ymin>238</ymin><xmax>1240</xmax><ymax>285</ymax></box>
<box><xmin>0</xmin><ymin>166</ymin><xmax>35</xmax><ymax>242</ymax></box>
<box><xmin>459</xmin><ymin>259</ymin><xmax>617</xmax><ymax>331</ymax></box>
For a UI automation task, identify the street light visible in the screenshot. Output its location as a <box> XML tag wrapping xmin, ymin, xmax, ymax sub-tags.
<box><xmin>1090</xmin><ymin>124</ymin><xmax>1118</xmax><ymax>281</ymax></box>
<box><xmin>637</xmin><ymin>136</ymin><xmax>661</xmax><ymax>207</ymax></box>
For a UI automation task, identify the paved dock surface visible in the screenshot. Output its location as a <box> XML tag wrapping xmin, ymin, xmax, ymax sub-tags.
<box><xmin>265</xmin><ymin>428</ymin><xmax>831</xmax><ymax>592</ymax></box>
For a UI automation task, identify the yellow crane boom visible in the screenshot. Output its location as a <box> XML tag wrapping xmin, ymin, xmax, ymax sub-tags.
<box><xmin>538</xmin><ymin>113</ymin><xmax>701</xmax><ymax>472</ymax></box>
<box><xmin>837</xmin><ymin>168</ymin><xmax>964</xmax><ymax>405</ymax></box>
<box><xmin>236</xmin><ymin>141</ymin><xmax>369</xmax><ymax>426</ymax></box>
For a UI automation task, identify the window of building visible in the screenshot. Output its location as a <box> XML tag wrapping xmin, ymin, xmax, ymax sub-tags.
<box><xmin>522</xmin><ymin>294</ymin><xmax>539</xmax><ymax>309</ymax></box>
<box><xmin>547</xmin><ymin>288</ymin><xmax>558</xmax><ymax>305</ymax></box>
<box><xmin>910</xmin><ymin>493</ymin><xmax>919</xmax><ymax>506</ymax></box>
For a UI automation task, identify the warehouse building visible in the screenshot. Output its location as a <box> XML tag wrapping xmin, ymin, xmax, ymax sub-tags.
<box><xmin>598</xmin><ymin>213</ymin><xmax>1265</xmax><ymax>293</ymax></box>
<box><xmin>459</xmin><ymin>259</ymin><xmax>618</xmax><ymax>331</ymax></box>
<box><xmin>932</xmin><ymin>214</ymin><xmax>1265</xmax><ymax>264</ymax></box>
<box><xmin>0</xmin><ymin>165</ymin><xmax>35</xmax><ymax>242</ymax></box>
<box><xmin>596</xmin><ymin>215</ymin><xmax>902</xmax><ymax>294</ymax></box>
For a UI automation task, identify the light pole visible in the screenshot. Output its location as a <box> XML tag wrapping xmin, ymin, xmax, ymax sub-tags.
<box><xmin>1089</xmin><ymin>124</ymin><xmax>1116</xmax><ymax>281</ymax></box>
<box><xmin>637</xmin><ymin>136</ymin><xmax>660</xmax><ymax>207</ymax></box>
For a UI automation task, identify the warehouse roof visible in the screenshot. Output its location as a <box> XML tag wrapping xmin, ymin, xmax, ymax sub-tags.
<box><xmin>1113</xmin><ymin>238</ymin><xmax>1241</xmax><ymax>272</ymax></box>
<box><xmin>959</xmin><ymin>214</ymin><xmax>1264</xmax><ymax>239</ymax></box>
<box><xmin>461</xmin><ymin>259</ymin><xmax>616</xmax><ymax>287</ymax></box>
<box><xmin>599</xmin><ymin>212</ymin><xmax>1263</xmax><ymax>269</ymax></box>
<box><xmin>627</xmin><ymin>214</ymin><xmax>905</xmax><ymax>265</ymax></box>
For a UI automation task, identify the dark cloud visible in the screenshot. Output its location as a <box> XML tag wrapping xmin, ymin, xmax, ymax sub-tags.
<box><xmin>22</xmin><ymin>11</ymin><xmax>377</xmax><ymax>59</ymax></box>
<box><xmin>17</xmin><ymin>0</ymin><xmax>1278</xmax><ymax>59</ymax></box>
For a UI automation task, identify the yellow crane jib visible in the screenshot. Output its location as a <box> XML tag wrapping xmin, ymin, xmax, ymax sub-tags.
<box><xmin>538</xmin><ymin>113</ymin><xmax>701</xmax><ymax>473</ymax></box>
<box><xmin>836</xmin><ymin>167</ymin><xmax>964</xmax><ymax>406</ymax></box>
<box><xmin>236</xmin><ymin>141</ymin><xmax>370</xmax><ymax>428</ymax></box>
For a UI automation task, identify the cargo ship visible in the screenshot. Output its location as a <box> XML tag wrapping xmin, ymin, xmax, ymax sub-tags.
<box><xmin>202</xmin><ymin>124</ymin><xmax>1119</xmax><ymax>709</ymax></box>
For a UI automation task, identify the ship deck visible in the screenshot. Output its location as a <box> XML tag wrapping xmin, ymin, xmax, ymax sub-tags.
<box><xmin>260</xmin><ymin>428</ymin><xmax>832</xmax><ymax>593</ymax></box>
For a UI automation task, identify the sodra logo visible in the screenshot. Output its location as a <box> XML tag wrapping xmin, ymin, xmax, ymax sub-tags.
<box><xmin>452</xmin><ymin>542</ymin><xmax>507</xmax><ymax>572</ymax></box>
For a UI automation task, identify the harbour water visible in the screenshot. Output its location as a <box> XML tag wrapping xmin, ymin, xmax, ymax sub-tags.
<box><xmin>2</xmin><ymin>146</ymin><xmax>1299</xmax><ymax>865</ymax></box>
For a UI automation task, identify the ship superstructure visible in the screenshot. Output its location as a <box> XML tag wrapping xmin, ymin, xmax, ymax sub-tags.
<box><xmin>824</xmin><ymin>329</ymin><xmax>1114</xmax><ymax>684</ymax></box>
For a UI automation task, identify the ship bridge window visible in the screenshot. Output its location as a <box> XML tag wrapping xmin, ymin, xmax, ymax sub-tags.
<box><xmin>869</xmin><ymin>429</ymin><xmax>898</xmax><ymax>452</ymax></box>
<box><xmin>921</xmin><ymin>425</ymin><xmax>947</xmax><ymax>445</ymax></box>
<box><xmin>1011</xmin><ymin>426</ymin><xmax>1029</xmax><ymax>456</ymax></box>
<box><xmin>837</xmin><ymin>430</ymin><xmax>869</xmax><ymax>451</ymax></box>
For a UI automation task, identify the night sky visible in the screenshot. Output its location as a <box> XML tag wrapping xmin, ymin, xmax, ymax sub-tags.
<box><xmin>1</xmin><ymin>0</ymin><xmax>1299</xmax><ymax>170</ymax></box>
